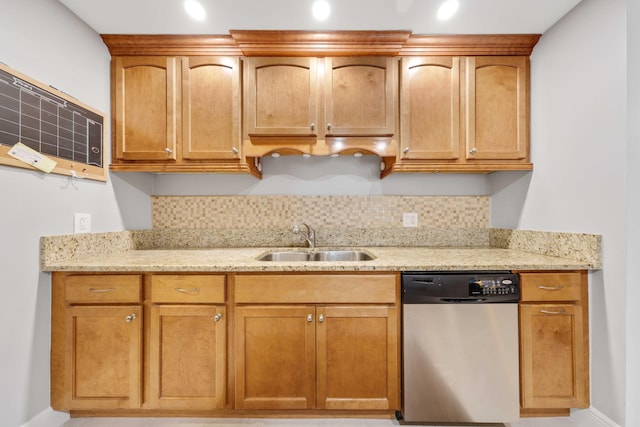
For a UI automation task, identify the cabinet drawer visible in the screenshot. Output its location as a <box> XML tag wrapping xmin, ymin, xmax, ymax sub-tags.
<box><xmin>519</xmin><ymin>272</ymin><xmax>584</xmax><ymax>302</ymax></box>
<box><xmin>150</xmin><ymin>275</ymin><xmax>225</xmax><ymax>303</ymax></box>
<box><xmin>64</xmin><ymin>274</ymin><xmax>142</xmax><ymax>304</ymax></box>
<box><xmin>235</xmin><ymin>274</ymin><xmax>397</xmax><ymax>304</ymax></box>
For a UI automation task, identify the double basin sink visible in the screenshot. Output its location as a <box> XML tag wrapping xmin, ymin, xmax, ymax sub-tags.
<box><xmin>258</xmin><ymin>249</ymin><xmax>375</xmax><ymax>262</ymax></box>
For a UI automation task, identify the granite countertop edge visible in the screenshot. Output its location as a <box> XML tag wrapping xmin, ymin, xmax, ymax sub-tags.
<box><xmin>41</xmin><ymin>246</ymin><xmax>597</xmax><ymax>273</ymax></box>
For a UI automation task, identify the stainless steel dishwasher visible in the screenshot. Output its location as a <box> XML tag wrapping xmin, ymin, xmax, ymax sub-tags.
<box><xmin>401</xmin><ymin>271</ymin><xmax>520</xmax><ymax>424</ymax></box>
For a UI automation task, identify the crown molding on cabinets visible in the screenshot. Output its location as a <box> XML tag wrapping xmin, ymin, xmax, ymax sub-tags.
<box><xmin>100</xmin><ymin>34</ymin><xmax>242</xmax><ymax>56</ymax></box>
<box><xmin>101</xmin><ymin>32</ymin><xmax>541</xmax><ymax>57</ymax></box>
<box><xmin>400</xmin><ymin>34</ymin><xmax>541</xmax><ymax>56</ymax></box>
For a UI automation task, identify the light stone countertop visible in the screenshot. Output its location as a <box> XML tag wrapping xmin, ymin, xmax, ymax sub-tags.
<box><xmin>41</xmin><ymin>246</ymin><xmax>594</xmax><ymax>273</ymax></box>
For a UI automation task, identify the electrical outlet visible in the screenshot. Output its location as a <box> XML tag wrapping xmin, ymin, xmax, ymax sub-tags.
<box><xmin>74</xmin><ymin>213</ymin><xmax>91</xmax><ymax>234</ymax></box>
<box><xmin>403</xmin><ymin>212</ymin><xmax>418</xmax><ymax>228</ymax></box>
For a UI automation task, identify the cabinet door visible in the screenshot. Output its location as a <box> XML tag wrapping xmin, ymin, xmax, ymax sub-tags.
<box><xmin>235</xmin><ymin>306</ymin><xmax>316</xmax><ymax>409</ymax></box>
<box><xmin>182</xmin><ymin>57</ymin><xmax>241</xmax><ymax>160</ymax></box>
<box><xmin>114</xmin><ymin>56</ymin><xmax>177</xmax><ymax>160</ymax></box>
<box><xmin>465</xmin><ymin>56</ymin><xmax>529</xmax><ymax>160</ymax></box>
<box><xmin>64</xmin><ymin>305</ymin><xmax>142</xmax><ymax>410</ymax></box>
<box><xmin>520</xmin><ymin>303</ymin><xmax>589</xmax><ymax>409</ymax></box>
<box><xmin>316</xmin><ymin>306</ymin><xmax>399</xmax><ymax>410</ymax></box>
<box><xmin>400</xmin><ymin>56</ymin><xmax>460</xmax><ymax>160</ymax></box>
<box><xmin>325</xmin><ymin>57</ymin><xmax>396</xmax><ymax>137</ymax></box>
<box><xmin>148</xmin><ymin>305</ymin><xmax>226</xmax><ymax>410</ymax></box>
<box><xmin>245</xmin><ymin>57</ymin><xmax>318</xmax><ymax>136</ymax></box>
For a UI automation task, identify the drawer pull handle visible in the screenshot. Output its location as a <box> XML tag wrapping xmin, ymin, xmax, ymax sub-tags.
<box><xmin>307</xmin><ymin>314</ymin><xmax>313</xmax><ymax>323</ymax></box>
<box><xmin>89</xmin><ymin>288</ymin><xmax>116</xmax><ymax>293</ymax></box>
<box><xmin>175</xmin><ymin>287</ymin><xmax>200</xmax><ymax>295</ymax></box>
<box><xmin>318</xmin><ymin>314</ymin><xmax>325</xmax><ymax>323</ymax></box>
<box><xmin>125</xmin><ymin>313</ymin><xmax>137</xmax><ymax>323</ymax></box>
<box><xmin>538</xmin><ymin>285</ymin><xmax>565</xmax><ymax>291</ymax></box>
<box><xmin>540</xmin><ymin>309</ymin><xmax>566</xmax><ymax>315</ymax></box>
<box><xmin>213</xmin><ymin>314</ymin><xmax>223</xmax><ymax>323</ymax></box>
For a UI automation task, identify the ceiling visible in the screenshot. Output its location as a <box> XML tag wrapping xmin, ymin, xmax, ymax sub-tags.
<box><xmin>59</xmin><ymin>0</ymin><xmax>583</xmax><ymax>36</ymax></box>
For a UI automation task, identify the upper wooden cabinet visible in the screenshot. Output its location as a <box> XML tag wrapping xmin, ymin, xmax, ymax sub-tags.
<box><xmin>102</xmin><ymin>33</ymin><xmax>540</xmax><ymax>176</ymax></box>
<box><xmin>182</xmin><ymin>56</ymin><xmax>241</xmax><ymax>160</ymax></box>
<box><xmin>244</xmin><ymin>57</ymin><xmax>319</xmax><ymax>138</ymax></box>
<box><xmin>465</xmin><ymin>56</ymin><xmax>529</xmax><ymax>161</ymax></box>
<box><xmin>395</xmin><ymin>55</ymin><xmax>531</xmax><ymax>173</ymax></box>
<box><xmin>243</xmin><ymin>56</ymin><xmax>397</xmax><ymax>158</ymax></box>
<box><xmin>400</xmin><ymin>56</ymin><xmax>461</xmax><ymax>161</ymax></box>
<box><xmin>324</xmin><ymin>57</ymin><xmax>396</xmax><ymax>138</ymax></box>
<box><xmin>114</xmin><ymin>56</ymin><xmax>177</xmax><ymax>161</ymax></box>
<box><xmin>111</xmin><ymin>55</ymin><xmax>258</xmax><ymax>175</ymax></box>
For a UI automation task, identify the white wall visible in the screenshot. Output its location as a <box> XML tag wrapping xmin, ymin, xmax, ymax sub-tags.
<box><xmin>625</xmin><ymin>0</ymin><xmax>640</xmax><ymax>425</ymax></box>
<box><xmin>152</xmin><ymin>156</ymin><xmax>491</xmax><ymax>196</ymax></box>
<box><xmin>491</xmin><ymin>0</ymin><xmax>628</xmax><ymax>424</ymax></box>
<box><xmin>0</xmin><ymin>1</ymin><xmax>152</xmax><ymax>426</ymax></box>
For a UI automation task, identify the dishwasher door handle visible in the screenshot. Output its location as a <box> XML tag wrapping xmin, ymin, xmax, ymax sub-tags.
<box><xmin>440</xmin><ymin>298</ymin><xmax>487</xmax><ymax>303</ymax></box>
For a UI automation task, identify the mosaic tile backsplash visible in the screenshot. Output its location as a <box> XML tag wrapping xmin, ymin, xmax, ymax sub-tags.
<box><xmin>152</xmin><ymin>196</ymin><xmax>490</xmax><ymax>230</ymax></box>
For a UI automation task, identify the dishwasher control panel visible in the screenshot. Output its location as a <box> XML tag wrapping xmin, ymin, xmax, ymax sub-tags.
<box><xmin>469</xmin><ymin>277</ymin><xmax>518</xmax><ymax>296</ymax></box>
<box><xmin>402</xmin><ymin>271</ymin><xmax>520</xmax><ymax>303</ymax></box>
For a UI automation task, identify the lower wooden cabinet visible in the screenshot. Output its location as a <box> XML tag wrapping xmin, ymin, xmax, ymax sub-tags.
<box><xmin>147</xmin><ymin>275</ymin><xmax>227</xmax><ymax>410</ymax></box>
<box><xmin>518</xmin><ymin>271</ymin><xmax>590</xmax><ymax>415</ymax></box>
<box><xmin>148</xmin><ymin>305</ymin><xmax>226</xmax><ymax>410</ymax></box>
<box><xmin>51</xmin><ymin>269</ymin><xmax>589</xmax><ymax>418</ymax></box>
<box><xmin>52</xmin><ymin>273</ymin><xmax>144</xmax><ymax>410</ymax></box>
<box><xmin>234</xmin><ymin>304</ymin><xmax>398</xmax><ymax>411</ymax></box>
<box><xmin>233</xmin><ymin>273</ymin><xmax>399</xmax><ymax>412</ymax></box>
<box><xmin>65</xmin><ymin>305</ymin><xmax>142</xmax><ymax>410</ymax></box>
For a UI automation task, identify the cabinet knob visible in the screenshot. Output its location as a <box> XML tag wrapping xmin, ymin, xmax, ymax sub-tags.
<box><xmin>213</xmin><ymin>313</ymin><xmax>223</xmax><ymax>322</ymax></box>
<box><xmin>232</xmin><ymin>147</ymin><xmax>239</xmax><ymax>155</ymax></box>
<box><xmin>403</xmin><ymin>147</ymin><xmax>410</xmax><ymax>154</ymax></box>
<box><xmin>469</xmin><ymin>147</ymin><xmax>477</xmax><ymax>155</ymax></box>
<box><xmin>125</xmin><ymin>313</ymin><xmax>137</xmax><ymax>323</ymax></box>
<box><xmin>326</xmin><ymin>123</ymin><xmax>332</xmax><ymax>132</ymax></box>
<box><xmin>307</xmin><ymin>314</ymin><xmax>313</xmax><ymax>323</ymax></box>
<box><xmin>318</xmin><ymin>314</ymin><xmax>325</xmax><ymax>323</ymax></box>
<box><xmin>310</xmin><ymin>123</ymin><xmax>315</xmax><ymax>131</ymax></box>
<box><xmin>165</xmin><ymin>147</ymin><xmax>173</xmax><ymax>154</ymax></box>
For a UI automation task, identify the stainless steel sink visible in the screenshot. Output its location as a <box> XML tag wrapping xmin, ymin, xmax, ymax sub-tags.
<box><xmin>310</xmin><ymin>250</ymin><xmax>375</xmax><ymax>261</ymax></box>
<box><xmin>257</xmin><ymin>251</ymin><xmax>312</xmax><ymax>261</ymax></box>
<box><xmin>257</xmin><ymin>250</ymin><xmax>375</xmax><ymax>262</ymax></box>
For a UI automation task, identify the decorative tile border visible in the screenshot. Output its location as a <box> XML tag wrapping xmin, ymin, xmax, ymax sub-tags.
<box><xmin>151</xmin><ymin>196</ymin><xmax>490</xmax><ymax>230</ymax></box>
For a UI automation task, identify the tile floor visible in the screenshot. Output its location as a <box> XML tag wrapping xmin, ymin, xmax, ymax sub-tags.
<box><xmin>62</xmin><ymin>414</ymin><xmax>590</xmax><ymax>427</ymax></box>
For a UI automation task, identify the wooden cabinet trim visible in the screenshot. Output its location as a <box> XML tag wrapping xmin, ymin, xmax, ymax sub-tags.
<box><xmin>150</xmin><ymin>274</ymin><xmax>226</xmax><ymax>303</ymax></box>
<box><xmin>234</xmin><ymin>274</ymin><xmax>396</xmax><ymax>304</ymax></box>
<box><xmin>102</xmin><ymin>33</ymin><xmax>540</xmax><ymax>57</ymax></box>
<box><xmin>519</xmin><ymin>271</ymin><xmax>585</xmax><ymax>302</ymax></box>
<box><xmin>64</xmin><ymin>274</ymin><xmax>142</xmax><ymax>304</ymax></box>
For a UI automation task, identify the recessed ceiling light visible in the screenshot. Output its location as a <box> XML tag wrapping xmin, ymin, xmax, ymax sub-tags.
<box><xmin>184</xmin><ymin>0</ymin><xmax>206</xmax><ymax>21</ymax></box>
<box><xmin>312</xmin><ymin>0</ymin><xmax>331</xmax><ymax>21</ymax></box>
<box><xmin>437</xmin><ymin>0</ymin><xmax>459</xmax><ymax>20</ymax></box>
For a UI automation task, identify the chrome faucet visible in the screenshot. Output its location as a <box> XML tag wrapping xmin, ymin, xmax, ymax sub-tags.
<box><xmin>293</xmin><ymin>223</ymin><xmax>316</xmax><ymax>249</ymax></box>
